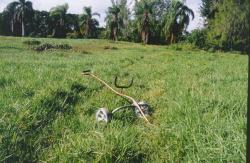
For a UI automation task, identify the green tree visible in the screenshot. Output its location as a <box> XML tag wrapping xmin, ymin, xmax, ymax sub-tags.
<box><xmin>162</xmin><ymin>0</ymin><xmax>194</xmax><ymax>44</ymax></box>
<box><xmin>117</xmin><ymin>0</ymin><xmax>131</xmax><ymax>41</ymax></box>
<box><xmin>0</xmin><ymin>13</ymin><xmax>3</xmax><ymax>35</ymax></box>
<box><xmin>200</xmin><ymin>0</ymin><xmax>221</xmax><ymax>25</ymax></box>
<box><xmin>49</xmin><ymin>3</ymin><xmax>69</xmax><ymax>38</ymax></box>
<box><xmin>134</xmin><ymin>0</ymin><xmax>156</xmax><ymax>44</ymax></box>
<box><xmin>105</xmin><ymin>0</ymin><xmax>123</xmax><ymax>41</ymax></box>
<box><xmin>30</xmin><ymin>10</ymin><xmax>50</xmax><ymax>37</ymax></box>
<box><xmin>14</xmin><ymin>0</ymin><xmax>33</xmax><ymax>36</ymax></box>
<box><xmin>4</xmin><ymin>2</ymin><xmax>19</xmax><ymax>35</ymax></box>
<box><xmin>65</xmin><ymin>13</ymin><xmax>80</xmax><ymax>35</ymax></box>
<box><xmin>206</xmin><ymin>0</ymin><xmax>250</xmax><ymax>51</ymax></box>
<box><xmin>79</xmin><ymin>7</ymin><xmax>100</xmax><ymax>38</ymax></box>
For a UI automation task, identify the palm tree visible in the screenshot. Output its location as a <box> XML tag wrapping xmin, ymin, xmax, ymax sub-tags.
<box><xmin>105</xmin><ymin>0</ymin><xmax>132</xmax><ymax>41</ymax></box>
<box><xmin>108</xmin><ymin>6</ymin><xmax>120</xmax><ymax>41</ymax></box>
<box><xmin>163</xmin><ymin>1</ymin><xmax>194</xmax><ymax>44</ymax></box>
<box><xmin>14</xmin><ymin>0</ymin><xmax>33</xmax><ymax>36</ymax></box>
<box><xmin>79</xmin><ymin>7</ymin><xmax>100</xmax><ymax>38</ymax></box>
<box><xmin>106</xmin><ymin>0</ymin><xmax>121</xmax><ymax>41</ymax></box>
<box><xmin>4</xmin><ymin>2</ymin><xmax>19</xmax><ymax>34</ymax></box>
<box><xmin>49</xmin><ymin>3</ymin><xmax>69</xmax><ymax>38</ymax></box>
<box><xmin>116</xmin><ymin>0</ymin><xmax>131</xmax><ymax>40</ymax></box>
<box><xmin>134</xmin><ymin>0</ymin><xmax>155</xmax><ymax>44</ymax></box>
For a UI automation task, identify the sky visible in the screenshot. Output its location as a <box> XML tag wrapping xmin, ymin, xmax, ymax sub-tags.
<box><xmin>0</xmin><ymin>0</ymin><xmax>203</xmax><ymax>31</ymax></box>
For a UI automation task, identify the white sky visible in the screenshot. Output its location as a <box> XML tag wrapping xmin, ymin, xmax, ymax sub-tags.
<box><xmin>0</xmin><ymin>0</ymin><xmax>203</xmax><ymax>31</ymax></box>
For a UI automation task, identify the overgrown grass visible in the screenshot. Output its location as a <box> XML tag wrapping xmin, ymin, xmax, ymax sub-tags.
<box><xmin>0</xmin><ymin>36</ymin><xmax>247</xmax><ymax>162</ymax></box>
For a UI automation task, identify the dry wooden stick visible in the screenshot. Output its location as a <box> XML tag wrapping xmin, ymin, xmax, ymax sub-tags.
<box><xmin>82</xmin><ymin>71</ymin><xmax>151</xmax><ymax>124</ymax></box>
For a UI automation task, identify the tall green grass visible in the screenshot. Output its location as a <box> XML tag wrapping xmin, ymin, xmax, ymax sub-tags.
<box><xmin>0</xmin><ymin>36</ymin><xmax>247</xmax><ymax>162</ymax></box>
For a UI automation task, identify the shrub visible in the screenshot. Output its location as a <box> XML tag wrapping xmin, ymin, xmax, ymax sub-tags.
<box><xmin>169</xmin><ymin>44</ymin><xmax>182</xmax><ymax>51</ymax></box>
<box><xmin>167</xmin><ymin>43</ymin><xmax>199</xmax><ymax>52</ymax></box>
<box><xmin>185</xmin><ymin>29</ymin><xmax>207</xmax><ymax>49</ymax></box>
<box><xmin>98</xmin><ymin>29</ymin><xmax>107</xmax><ymax>39</ymax></box>
<box><xmin>66</xmin><ymin>32</ymin><xmax>81</xmax><ymax>39</ymax></box>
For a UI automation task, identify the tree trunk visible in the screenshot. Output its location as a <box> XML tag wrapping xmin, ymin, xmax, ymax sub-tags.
<box><xmin>247</xmin><ymin>51</ymin><xmax>250</xmax><ymax>163</ymax></box>
<box><xmin>21</xmin><ymin>19</ymin><xmax>25</xmax><ymax>36</ymax></box>
<box><xmin>11</xmin><ymin>20</ymin><xmax>14</xmax><ymax>34</ymax></box>
<box><xmin>171</xmin><ymin>33</ymin><xmax>173</xmax><ymax>44</ymax></box>
<box><xmin>60</xmin><ymin>18</ymin><xmax>64</xmax><ymax>26</ymax></box>
<box><xmin>141</xmin><ymin>31</ymin><xmax>149</xmax><ymax>44</ymax></box>
<box><xmin>85</xmin><ymin>21</ymin><xmax>90</xmax><ymax>37</ymax></box>
<box><xmin>141</xmin><ymin>31</ymin><xmax>145</xmax><ymax>44</ymax></box>
<box><xmin>113</xmin><ymin>27</ymin><xmax>117</xmax><ymax>41</ymax></box>
<box><xmin>145</xmin><ymin>32</ymin><xmax>149</xmax><ymax>44</ymax></box>
<box><xmin>171</xmin><ymin>33</ymin><xmax>176</xmax><ymax>44</ymax></box>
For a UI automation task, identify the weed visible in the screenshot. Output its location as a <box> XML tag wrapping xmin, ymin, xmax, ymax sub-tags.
<box><xmin>0</xmin><ymin>77</ymin><xmax>15</xmax><ymax>88</ymax></box>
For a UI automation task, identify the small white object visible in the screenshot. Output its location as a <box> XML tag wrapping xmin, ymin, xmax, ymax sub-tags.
<box><xmin>96</xmin><ymin>108</ymin><xmax>111</xmax><ymax>123</ymax></box>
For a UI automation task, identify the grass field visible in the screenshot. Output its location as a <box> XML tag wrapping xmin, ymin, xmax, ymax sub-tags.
<box><xmin>0</xmin><ymin>36</ymin><xmax>247</xmax><ymax>162</ymax></box>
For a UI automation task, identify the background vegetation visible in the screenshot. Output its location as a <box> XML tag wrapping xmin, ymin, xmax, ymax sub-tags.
<box><xmin>200</xmin><ymin>0</ymin><xmax>250</xmax><ymax>52</ymax></box>
<box><xmin>0</xmin><ymin>0</ymin><xmax>249</xmax><ymax>52</ymax></box>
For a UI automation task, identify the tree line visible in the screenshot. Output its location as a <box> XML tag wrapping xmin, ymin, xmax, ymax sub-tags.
<box><xmin>0</xmin><ymin>0</ymin><xmax>249</xmax><ymax>52</ymax></box>
<box><xmin>197</xmin><ymin>0</ymin><xmax>250</xmax><ymax>52</ymax></box>
<box><xmin>0</xmin><ymin>0</ymin><xmax>195</xmax><ymax>43</ymax></box>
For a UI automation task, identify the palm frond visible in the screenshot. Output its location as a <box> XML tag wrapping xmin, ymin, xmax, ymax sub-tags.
<box><xmin>92</xmin><ymin>12</ymin><xmax>101</xmax><ymax>17</ymax></box>
<box><xmin>5</xmin><ymin>2</ymin><xmax>19</xmax><ymax>13</ymax></box>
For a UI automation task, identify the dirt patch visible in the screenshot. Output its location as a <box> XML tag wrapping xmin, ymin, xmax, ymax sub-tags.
<box><xmin>104</xmin><ymin>45</ymin><xmax>118</xmax><ymax>50</ymax></box>
<box><xmin>33</xmin><ymin>43</ymin><xmax>72</xmax><ymax>52</ymax></box>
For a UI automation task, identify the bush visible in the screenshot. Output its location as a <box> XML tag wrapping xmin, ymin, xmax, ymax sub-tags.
<box><xmin>168</xmin><ymin>44</ymin><xmax>182</xmax><ymax>51</ymax></box>
<box><xmin>66</xmin><ymin>32</ymin><xmax>81</xmax><ymax>39</ymax></box>
<box><xmin>185</xmin><ymin>29</ymin><xmax>207</xmax><ymax>49</ymax></box>
<box><xmin>98</xmin><ymin>29</ymin><xmax>107</xmax><ymax>39</ymax></box>
<box><xmin>168</xmin><ymin>43</ymin><xmax>197</xmax><ymax>51</ymax></box>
